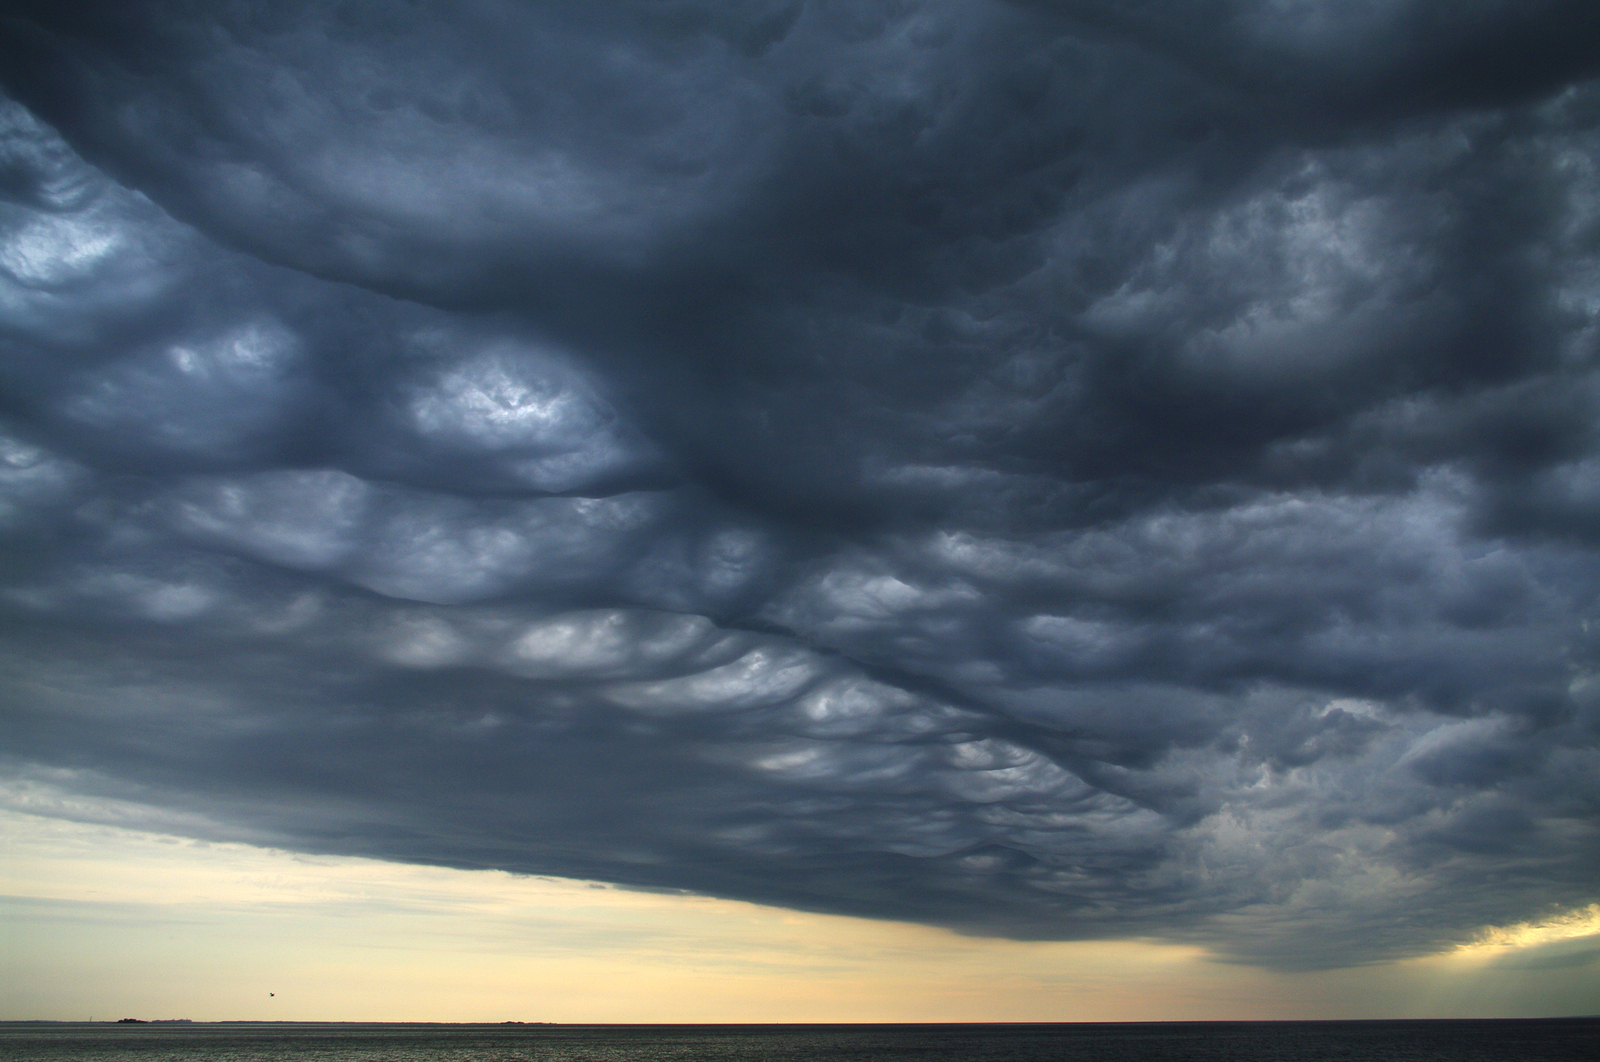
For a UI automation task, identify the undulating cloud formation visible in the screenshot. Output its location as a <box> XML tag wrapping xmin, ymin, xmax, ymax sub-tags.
<box><xmin>2</xmin><ymin>0</ymin><xmax>1598</xmax><ymax>972</ymax></box>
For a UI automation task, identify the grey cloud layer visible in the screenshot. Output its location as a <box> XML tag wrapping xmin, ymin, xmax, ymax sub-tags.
<box><xmin>2</xmin><ymin>0</ymin><xmax>1599</xmax><ymax>968</ymax></box>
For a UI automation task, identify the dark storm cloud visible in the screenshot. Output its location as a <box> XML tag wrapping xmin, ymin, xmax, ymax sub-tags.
<box><xmin>2</xmin><ymin>0</ymin><xmax>1599</xmax><ymax>969</ymax></box>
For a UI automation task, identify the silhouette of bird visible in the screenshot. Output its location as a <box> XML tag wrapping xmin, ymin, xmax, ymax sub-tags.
<box><xmin>269</xmin><ymin>993</ymin><xmax>275</xmax><ymax>997</ymax></box>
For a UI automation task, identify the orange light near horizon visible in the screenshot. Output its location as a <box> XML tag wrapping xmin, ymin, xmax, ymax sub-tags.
<box><xmin>1450</xmin><ymin>903</ymin><xmax>1600</xmax><ymax>958</ymax></box>
<box><xmin>5</xmin><ymin>807</ymin><xmax>1599</xmax><ymax>1024</ymax></box>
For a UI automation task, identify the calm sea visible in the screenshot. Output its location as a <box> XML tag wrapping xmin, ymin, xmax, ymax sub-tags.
<box><xmin>2</xmin><ymin>1020</ymin><xmax>1596</xmax><ymax>1062</ymax></box>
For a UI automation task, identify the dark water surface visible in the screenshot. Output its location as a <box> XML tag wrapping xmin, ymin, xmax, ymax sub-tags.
<box><xmin>3</xmin><ymin>1019</ymin><xmax>1596</xmax><ymax>1062</ymax></box>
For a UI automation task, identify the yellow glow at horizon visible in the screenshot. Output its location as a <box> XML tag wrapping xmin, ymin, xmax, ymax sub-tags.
<box><xmin>1449</xmin><ymin>904</ymin><xmax>1600</xmax><ymax>958</ymax></box>
<box><xmin>3</xmin><ymin>809</ymin><xmax>1597</xmax><ymax>1022</ymax></box>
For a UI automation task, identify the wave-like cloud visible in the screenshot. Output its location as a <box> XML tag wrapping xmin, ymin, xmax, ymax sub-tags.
<box><xmin>2</xmin><ymin>0</ymin><xmax>1598</xmax><ymax>969</ymax></box>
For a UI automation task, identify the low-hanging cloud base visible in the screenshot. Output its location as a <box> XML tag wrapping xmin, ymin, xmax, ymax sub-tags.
<box><xmin>2</xmin><ymin>0</ymin><xmax>1599</xmax><ymax>971</ymax></box>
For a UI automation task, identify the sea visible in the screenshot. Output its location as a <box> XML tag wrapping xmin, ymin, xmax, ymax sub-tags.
<box><xmin>1</xmin><ymin>1019</ymin><xmax>1596</xmax><ymax>1062</ymax></box>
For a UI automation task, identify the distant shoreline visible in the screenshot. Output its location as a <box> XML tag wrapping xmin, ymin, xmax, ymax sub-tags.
<box><xmin>4</xmin><ymin>1017</ymin><xmax>1598</xmax><ymax>1026</ymax></box>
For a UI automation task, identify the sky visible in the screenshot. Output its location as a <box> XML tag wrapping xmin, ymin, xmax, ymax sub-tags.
<box><xmin>1</xmin><ymin>0</ymin><xmax>1599</xmax><ymax>1022</ymax></box>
